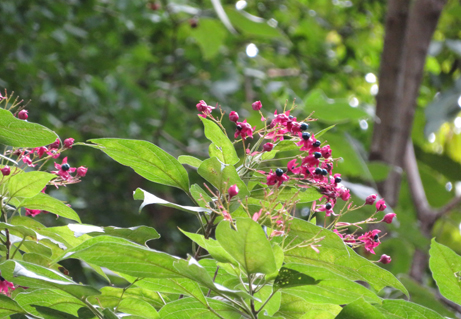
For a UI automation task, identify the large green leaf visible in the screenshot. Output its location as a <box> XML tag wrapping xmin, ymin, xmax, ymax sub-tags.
<box><xmin>0</xmin><ymin>260</ymin><xmax>100</xmax><ymax>299</ymax></box>
<box><xmin>188</xmin><ymin>19</ymin><xmax>227</xmax><ymax>60</ymax></box>
<box><xmin>19</xmin><ymin>192</ymin><xmax>81</xmax><ymax>223</ymax></box>
<box><xmin>275</xmin><ymin>292</ymin><xmax>342</xmax><ymax>319</ymax></box>
<box><xmin>197</xmin><ymin>157</ymin><xmax>249</xmax><ymax>196</ymax></box>
<box><xmin>0</xmin><ymin>108</ymin><xmax>58</xmax><ymax>147</ymax></box>
<box><xmin>178</xmin><ymin>155</ymin><xmax>203</xmax><ymax>168</ymax></box>
<box><xmin>336</xmin><ymin>298</ymin><xmax>385</xmax><ymax>319</ymax></box>
<box><xmin>88</xmin><ymin>138</ymin><xmax>189</xmax><ymax>192</ymax></box>
<box><xmin>216</xmin><ymin>218</ymin><xmax>277</xmax><ymax>275</ymax></box>
<box><xmin>117</xmin><ymin>298</ymin><xmax>159</xmax><ymax>319</ymax></box>
<box><xmin>158</xmin><ymin>298</ymin><xmax>243</xmax><ymax>319</ymax></box>
<box><xmin>133</xmin><ymin>188</ymin><xmax>210</xmax><ymax>215</ymax></box>
<box><xmin>199</xmin><ymin>117</ymin><xmax>239</xmax><ymax>165</ymax></box>
<box><xmin>87</xmin><ymin>287</ymin><xmax>166</xmax><ymax>309</ymax></box>
<box><xmin>225</xmin><ymin>8</ymin><xmax>281</xmax><ymax>38</ymax></box>
<box><xmin>429</xmin><ymin>239</ymin><xmax>461</xmax><ymax>305</ymax></box>
<box><xmin>7</xmin><ymin>171</ymin><xmax>54</xmax><ymax>198</ymax></box>
<box><xmin>284</xmin><ymin>217</ymin><xmax>408</xmax><ymax>296</ymax></box>
<box><xmin>190</xmin><ymin>184</ymin><xmax>213</xmax><ymax>208</ymax></box>
<box><xmin>68</xmin><ymin>223</ymin><xmax>160</xmax><ymax>245</ymax></box>
<box><xmin>0</xmin><ymin>294</ymin><xmax>28</xmax><ymax>317</ymax></box>
<box><xmin>375</xmin><ymin>300</ymin><xmax>445</xmax><ymax>319</ymax></box>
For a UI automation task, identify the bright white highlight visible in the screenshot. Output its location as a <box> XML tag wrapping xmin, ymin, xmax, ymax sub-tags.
<box><xmin>458</xmin><ymin>95</ymin><xmax>461</xmax><ymax>108</ymax></box>
<box><xmin>349</xmin><ymin>97</ymin><xmax>359</xmax><ymax>108</ymax></box>
<box><xmin>246</xmin><ymin>43</ymin><xmax>258</xmax><ymax>58</ymax></box>
<box><xmin>455</xmin><ymin>117</ymin><xmax>461</xmax><ymax>129</ymax></box>
<box><xmin>365</xmin><ymin>73</ymin><xmax>377</xmax><ymax>83</ymax></box>
<box><xmin>446</xmin><ymin>182</ymin><xmax>453</xmax><ymax>192</ymax></box>
<box><xmin>235</xmin><ymin>0</ymin><xmax>247</xmax><ymax>10</ymax></box>
<box><xmin>370</xmin><ymin>84</ymin><xmax>379</xmax><ymax>96</ymax></box>
<box><xmin>359</xmin><ymin>119</ymin><xmax>368</xmax><ymax>130</ymax></box>
<box><xmin>428</xmin><ymin>133</ymin><xmax>436</xmax><ymax>143</ymax></box>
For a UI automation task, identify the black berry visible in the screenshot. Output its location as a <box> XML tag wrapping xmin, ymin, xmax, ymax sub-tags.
<box><xmin>373</xmin><ymin>234</ymin><xmax>379</xmax><ymax>242</ymax></box>
<box><xmin>326</xmin><ymin>203</ymin><xmax>332</xmax><ymax>210</ymax></box>
<box><xmin>61</xmin><ymin>163</ymin><xmax>70</xmax><ymax>171</ymax></box>
<box><xmin>315</xmin><ymin>167</ymin><xmax>322</xmax><ymax>175</ymax></box>
<box><xmin>275</xmin><ymin>168</ymin><xmax>284</xmax><ymax>177</ymax></box>
<box><xmin>321</xmin><ymin>169</ymin><xmax>328</xmax><ymax>176</ymax></box>
<box><xmin>236</xmin><ymin>125</ymin><xmax>242</xmax><ymax>131</ymax></box>
<box><xmin>314</xmin><ymin>152</ymin><xmax>322</xmax><ymax>159</ymax></box>
<box><xmin>335</xmin><ymin>177</ymin><xmax>342</xmax><ymax>183</ymax></box>
<box><xmin>289</xmin><ymin>115</ymin><xmax>294</xmax><ymax>119</ymax></box>
<box><xmin>313</xmin><ymin>140</ymin><xmax>321</xmax><ymax>147</ymax></box>
<box><xmin>305</xmin><ymin>168</ymin><xmax>310</xmax><ymax>174</ymax></box>
<box><xmin>302</xmin><ymin>132</ymin><xmax>311</xmax><ymax>140</ymax></box>
<box><xmin>300</xmin><ymin>123</ymin><xmax>309</xmax><ymax>131</ymax></box>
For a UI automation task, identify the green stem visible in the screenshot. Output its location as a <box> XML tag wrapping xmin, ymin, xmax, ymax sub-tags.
<box><xmin>10</xmin><ymin>235</ymin><xmax>26</xmax><ymax>259</ymax></box>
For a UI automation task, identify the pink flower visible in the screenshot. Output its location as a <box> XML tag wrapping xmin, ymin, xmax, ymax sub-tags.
<box><xmin>376</xmin><ymin>199</ymin><xmax>387</xmax><ymax>211</ymax></box>
<box><xmin>1</xmin><ymin>166</ymin><xmax>10</xmax><ymax>176</ymax></box>
<box><xmin>267</xmin><ymin>169</ymin><xmax>289</xmax><ymax>186</ymax></box>
<box><xmin>321</xmin><ymin>145</ymin><xmax>332</xmax><ymax>158</ymax></box>
<box><xmin>251</xmin><ymin>100</ymin><xmax>262</xmax><ymax>111</ymax></box>
<box><xmin>51</xmin><ymin>157</ymin><xmax>76</xmax><ymax>181</ymax></box>
<box><xmin>0</xmin><ymin>276</ymin><xmax>15</xmax><ymax>296</ymax></box>
<box><xmin>381</xmin><ymin>213</ymin><xmax>396</xmax><ymax>224</ymax></box>
<box><xmin>25</xmin><ymin>209</ymin><xmax>42</xmax><ymax>217</ymax></box>
<box><xmin>196</xmin><ymin>100</ymin><xmax>215</xmax><ymax>117</ymax></box>
<box><xmin>229</xmin><ymin>111</ymin><xmax>239</xmax><ymax>123</ymax></box>
<box><xmin>378</xmin><ymin>254</ymin><xmax>392</xmax><ymax>264</ymax></box>
<box><xmin>64</xmin><ymin>138</ymin><xmax>75</xmax><ymax>148</ymax></box>
<box><xmin>365</xmin><ymin>194</ymin><xmax>377</xmax><ymax>205</ymax></box>
<box><xmin>234</xmin><ymin>120</ymin><xmax>255</xmax><ymax>140</ymax></box>
<box><xmin>18</xmin><ymin>110</ymin><xmax>28</xmax><ymax>120</ymax></box>
<box><xmin>228</xmin><ymin>184</ymin><xmax>239</xmax><ymax>199</ymax></box>
<box><xmin>21</xmin><ymin>155</ymin><xmax>35</xmax><ymax>167</ymax></box>
<box><xmin>34</xmin><ymin>146</ymin><xmax>48</xmax><ymax>158</ymax></box>
<box><xmin>358</xmin><ymin>229</ymin><xmax>381</xmax><ymax>254</ymax></box>
<box><xmin>222</xmin><ymin>210</ymin><xmax>232</xmax><ymax>221</ymax></box>
<box><xmin>49</xmin><ymin>138</ymin><xmax>61</xmax><ymax>149</ymax></box>
<box><xmin>252</xmin><ymin>209</ymin><xmax>262</xmax><ymax>221</ymax></box>
<box><xmin>76</xmin><ymin>166</ymin><xmax>88</xmax><ymax>177</ymax></box>
<box><xmin>263</xmin><ymin>142</ymin><xmax>274</xmax><ymax>152</ymax></box>
<box><xmin>287</xmin><ymin>159</ymin><xmax>301</xmax><ymax>175</ymax></box>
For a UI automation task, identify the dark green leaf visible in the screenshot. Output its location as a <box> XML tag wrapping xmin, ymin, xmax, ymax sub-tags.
<box><xmin>199</xmin><ymin>117</ymin><xmax>239</xmax><ymax>165</ymax></box>
<box><xmin>0</xmin><ymin>109</ymin><xmax>58</xmax><ymax>147</ymax></box>
<box><xmin>87</xmin><ymin>138</ymin><xmax>189</xmax><ymax>192</ymax></box>
<box><xmin>7</xmin><ymin>171</ymin><xmax>54</xmax><ymax>198</ymax></box>
<box><xmin>20</xmin><ymin>192</ymin><xmax>81</xmax><ymax>223</ymax></box>
<box><xmin>274</xmin><ymin>267</ymin><xmax>318</xmax><ymax>289</ymax></box>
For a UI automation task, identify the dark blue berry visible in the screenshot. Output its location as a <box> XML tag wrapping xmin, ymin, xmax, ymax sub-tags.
<box><xmin>335</xmin><ymin>177</ymin><xmax>342</xmax><ymax>183</ymax></box>
<box><xmin>302</xmin><ymin>132</ymin><xmax>311</xmax><ymax>140</ymax></box>
<box><xmin>300</xmin><ymin>123</ymin><xmax>309</xmax><ymax>131</ymax></box>
<box><xmin>314</xmin><ymin>152</ymin><xmax>322</xmax><ymax>159</ymax></box>
<box><xmin>305</xmin><ymin>168</ymin><xmax>310</xmax><ymax>174</ymax></box>
<box><xmin>321</xmin><ymin>169</ymin><xmax>328</xmax><ymax>176</ymax></box>
<box><xmin>373</xmin><ymin>234</ymin><xmax>379</xmax><ymax>242</ymax></box>
<box><xmin>289</xmin><ymin>115</ymin><xmax>294</xmax><ymax>119</ymax></box>
<box><xmin>275</xmin><ymin>168</ymin><xmax>284</xmax><ymax>177</ymax></box>
<box><xmin>326</xmin><ymin>203</ymin><xmax>332</xmax><ymax>210</ymax></box>
<box><xmin>315</xmin><ymin>167</ymin><xmax>322</xmax><ymax>175</ymax></box>
<box><xmin>61</xmin><ymin>163</ymin><xmax>70</xmax><ymax>171</ymax></box>
<box><xmin>236</xmin><ymin>125</ymin><xmax>242</xmax><ymax>131</ymax></box>
<box><xmin>313</xmin><ymin>140</ymin><xmax>321</xmax><ymax>147</ymax></box>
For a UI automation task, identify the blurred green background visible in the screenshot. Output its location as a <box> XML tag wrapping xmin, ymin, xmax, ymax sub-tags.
<box><xmin>1</xmin><ymin>0</ymin><xmax>461</xmax><ymax>312</ymax></box>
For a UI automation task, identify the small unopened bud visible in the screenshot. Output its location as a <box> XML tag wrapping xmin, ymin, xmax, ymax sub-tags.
<box><xmin>189</xmin><ymin>18</ymin><xmax>198</xmax><ymax>28</ymax></box>
<box><xmin>49</xmin><ymin>138</ymin><xmax>61</xmax><ymax>149</ymax></box>
<box><xmin>365</xmin><ymin>194</ymin><xmax>377</xmax><ymax>205</ymax></box>
<box><xmin>376</xmin><ymin>199</ymin><xmax>387</xmax><ymax>211</ymax></box>
<box><xmin>251</xmin><ymin>100</ymin><xmax>262</xmax><ymax>111</ymax></box>
<box><xmin>263</xmin><ymin>142</ymin><xmax>274</xmax><ymax>152</ymax></box>
<box><xmin>77</xmin><ymin>166</ymin><xmax>88</xmax><ymax>177</ymax></box>
<box><xmin>18</xmin><ymin>110</ymin><xmax>28</xmax><ymax>120</ymax></box>
<box><xmin>378</xmin><ymin>254</ymin><xmax>392</xmax><ymax>264</ymax></box>
<box><xmin>64</xmin><ymin>138</ymin><xmax>75</xmax><ymax>148</ymax></box>
<box><xmin>1</xmin><ymin>166</ymin><xmax>11</xmax><ymax>176</ymax></box>
<box><xmin>228</xmin><ymin>184</ymin><xmax>239</xmax><ymax>199</ymax></box>
<box><xmin>381</xmin><ymin>213</ymin><xmax>396</xmax><ymax>224</ymax></box>
<box><xmin>229</xmin><ymin>111</ymin><xmax>239</xmax><ymax>123</ymax></box>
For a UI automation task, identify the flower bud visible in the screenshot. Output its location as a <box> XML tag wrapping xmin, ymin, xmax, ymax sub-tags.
<box><xmin>49</xmin><ymin>138</ymin><xmax>61</xmax><ymax>149</ymax></box>
<box><xmin>263</xmin><ymin>142</ymin><xmax>274</xmax><ymax>152</ymax></box>
<box><xmin>18</xmin><ymin>110</ymin><xmax>28</xmax><ymax>120</ymax></box>
<box><xmin>229</xmin><ymin>111</ymin><xmax>239</xmax><ymax>123</ymax></box>
<box><xmin>378</xmin><ymin>254</ymin><xmax>392</xmax><ymax>264</ymax></box>
<box><xmin>251</xmin><ymin>100</ymin><xmax>262</xmax><ymax>111</ymax></box>
<box><xmin>375</xmin><ymin>198</ymin><xmax>387</xmax><ymax>211</ymax></box>
<box><xmin>381</xmin><ymin>213</ymin><xmax>396</xmax><ymax>224</ymax></box>
<box><xmin>64</xmin><ymin>138</ymin><xmax>75</xmax><ymax>148</ymax></box>
<box><xmin>77</xmin><ymin>166</ymin><xmax>88</xmax><ymax>177</ymax></box>
<box><xmin>1</xmin><ymin>165</ymin><xmax>11</xmax><ymax>176</ymax></box>
<box><xmin>228</xmin><ymin>184</ymin><xmax>239</xmax><ymax>199</ymax></box>
<box><xmin>365</xmin><ymin>194</ymin><xmax>377</xmax><ymax>205</ymax></box>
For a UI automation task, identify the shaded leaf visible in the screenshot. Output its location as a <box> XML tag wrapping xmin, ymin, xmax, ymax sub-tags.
<box><xmin>336</xmin><ymin>298</ymin><xmax>385</xmax><ymax>319</ymax></box>
<box><xmin>274</xmin><ymin>267</ymin><xmax>318</xmax><ymax>289</ymax></box>
<box><xmin>0</xmin><ymin>294</ymin><xmax>28</xmax><ymax>316</ymax></box>
<box><xmin>189</xmin><ymin>19</ymin><xmax>227</xmax><ymax>60</ymax></box>
<box><xmin>226</xmin><ymin>8</ymin><xmax>281</xmax><ymax>38</ymax></box>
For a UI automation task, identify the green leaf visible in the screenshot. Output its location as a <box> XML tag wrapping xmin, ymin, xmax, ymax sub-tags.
<box><xmin>88</xmin><ymin>138</ymin><xmax>189</xmax><ymax>192</ymax></box>
<box><xmin>274</xmin><ymin>267</ymin><xmax>319</xmax><ymax>289</ymax></box>
<box><xmin>429</xmin><ymin>238</ymin><xmax>461</xmax><ymax>305</ymax></box>
<box><xmin>7</xmin><ymin>171</ymin><xmax>54</xmax><ymax>198</ymax></box>
<box><xmin>0</xmin><ymin>109</ymin><xmax>58</xmax><ymax>147</ymax></box>
<box><xmin>314</xmin><ymin>125</ymin><xmax>336</xmax><ymax>139</ymax></box>
<box><xmin>216</xmin><ymin>218</ymin><xmax>277</xmax><ymax>275</ymax></box>
<box><xmin>178</xmin><ymin>155</ymin><xmax>203</xmax><ymax>168</ymax></box>
<box><xmin>336</xmin><ymin>298</ymin><xmax>385</xmax><ymax>319</ymax></box>
<box><xmin>133</xmin><ymin>188</ymin><xmax>211</xmax><ymax>215</ymax></box>
<box><xmin>190</xmin><ymin>184</ymin><xmax>212</xmax><ymax>208</ymax></box>
<box><xmin>117</xmin><ymin>298</ymin><xmax>159</xmax><ymax>319</ymax></box>
<box><xmin>19</xmin><ymin>192</ymin><xmax>81</xmax><ymax>223</ymax></box>
<box><xmin>0</xmin><ymin>294</ymin><xmax>28</xmax><ymax>317</ymax></box>
<box><xmin>304</xmin><ymin>89</ymin><xmax>367</xmax><ymax>123</ymax></box>
<box><xmin>251</xmin><ymin>187</ymin><xmax>321</xmax><ymax>204</ymax></box>
<box><xmin>62</xmin><ymin>236</ymin><xmax>183</xmax><ymax>278</ymax></box>
<box><xmin>68</xmin><ymin>223</ymin><xmax>160</xmax><ymax>245</ymax></box>
<box><xmin>87</xmin><ymin>286</ymin><xmax>166</xmax><ymax>309</ymax></box>
<box><xmin>102</xmin><ymin>308</ymin><xmax>120</xmax><ymax>319</ymax></box>
<box><xmin>158</xmin><ymin>297</ymin><xmax>243</xmax><ymax>319</ymax></box>
<box><xmin>275</xmin><ymin>292</ymin><xmax>342</xmax><ymax>319</ymax></box>
<box><xmin>255</xmin><ymin>286</ymin><xmax>281</xmax><ymax>317</ymax></box>
<box><xmin>189</xmin><ymin>19</ymin><xmax>227</xmax><ymax>60</ymax></box>
<box><xmin>0</xmin><ymin>260</ymin><xmax>100</xmax><ymax>299</ymax></box>
<box><xmin>375</xmin><ymin>300</ymin><xmax>445</xmax><ymax>319</ymax></box>
<box><xmin>197</xmin><ymin>157</ymin><xmax>249</xmax><ymax>196</ymax></box>
<box><xmin>199</xmin><ymin>117</ymin><xmax>239</xmax><ymax>165</ymax></box>
<box><xmin>284</xmin><ymin>217</ymin><xmax>408</xmax><ymax>296</ymax></box>
<box><xmin>226</xmin><ymin>8</ymin><xmax>281</xmax><ymax>38</ymax></box>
